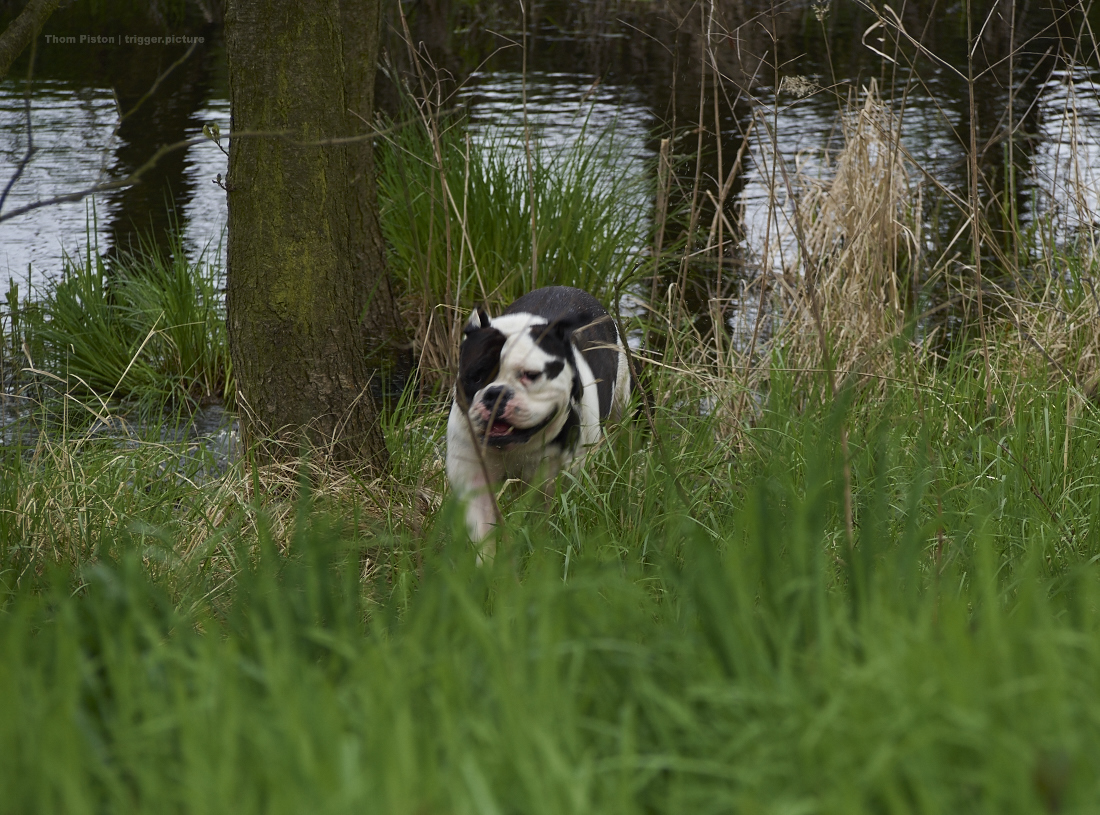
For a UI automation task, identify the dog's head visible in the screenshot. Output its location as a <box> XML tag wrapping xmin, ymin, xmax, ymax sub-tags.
<box><xmin>456</xmin><ymin>307</ymin><xmax>582</xmax><ymax>450</ymax></box>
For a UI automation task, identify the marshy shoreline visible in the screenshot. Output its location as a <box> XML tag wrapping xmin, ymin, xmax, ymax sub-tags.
<box><xmin>4</xmin><ymin>0</ymin><xmax>1100</xmax><ymax>810</ymax></box>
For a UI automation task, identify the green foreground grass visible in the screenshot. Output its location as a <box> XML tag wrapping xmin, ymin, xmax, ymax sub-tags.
<box><xmin>2</xmin><ymin>353</ymin><xmax>1100</xmax><ymax>813</ymax></box>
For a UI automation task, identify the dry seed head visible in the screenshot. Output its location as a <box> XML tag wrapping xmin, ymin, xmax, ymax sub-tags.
<box><xmin>786</xmin><ymin>80</ymin><xmax>915</xmax><ymax>384</ymax></box>
<box><xmin>780</xmin><ymin>75</ymin><xmax>818</xmax><ymax>99</ymax></box>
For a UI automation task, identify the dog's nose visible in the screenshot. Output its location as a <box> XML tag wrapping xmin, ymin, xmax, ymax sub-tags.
<box><xmin>482</xmin><ymin>386</ymin><xmax>508</xmax><ymax>410</ymax></box>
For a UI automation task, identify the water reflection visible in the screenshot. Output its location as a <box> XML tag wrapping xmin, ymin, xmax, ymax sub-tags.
<box><xmin>0</xmin><ymin>80</ymin><xmax>119</xmax><ymax>279</ymax></box>
<box><xmin>735</xmin><ymin>76</ymin><xmax>969</xmax><ymax>279</ymax></box>
<box><xmin>0</xmin><ymin>17</ymin><xmax>228</xmax><ymax>292</ymax></box>
<box><xmin>1</xmin><ymin>3</ymin><xmax>1099</xmax><ymax>315</ymax></box>
<box><xmin>456</xmin><ymin>69</ymin><xmax>654</xmax><ymax>227</ymax></box>
<box><xmin>459</xmin><ymin>70</ymin><xmax>652</xmax><ymax>144</ymax></box>
<box><xmin>1033</xmin><ymin>67</ymin><xmax>1100</xmax><ymax>238</ymax></box>
<box><xmin>0</xmin><ymin>79</ymin><xmax>229</xmax><ymax>288</ymax></box>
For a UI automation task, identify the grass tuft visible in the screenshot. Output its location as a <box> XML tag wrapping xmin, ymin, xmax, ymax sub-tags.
<box><xmin>378</xmin><ymin>109</ymin><xmax>649</xmax><ymax>392</ymax></box>
<box><xmin>9</xmin><ymin>232</ymin><xmax>230</xmax><ymax>423</ymax></box>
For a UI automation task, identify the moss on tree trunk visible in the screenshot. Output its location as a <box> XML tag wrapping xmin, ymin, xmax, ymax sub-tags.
<box><xmin>224</xmin><ymin>0</ymin><xmax>406</xmax><ymax>468</ymax></box>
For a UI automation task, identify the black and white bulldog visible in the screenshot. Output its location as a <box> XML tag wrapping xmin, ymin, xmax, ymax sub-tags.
<box><xmin>446</xmin><ymin>286</ymin><xmax>630</xmax><ymax>555</ymax></box>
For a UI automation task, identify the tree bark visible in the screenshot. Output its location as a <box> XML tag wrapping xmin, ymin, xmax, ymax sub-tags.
<box><xmin>224</xmin><ymin>0</ymin><xmax>407</xmax><ymax>468</ymax></box>
<box><xmin>0</xmin><ymin>0</ymin><xmax>60</xmax><ymax>80</ymax></box>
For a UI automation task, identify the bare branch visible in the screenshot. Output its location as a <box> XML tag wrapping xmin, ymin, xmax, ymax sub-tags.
<box><xmin>0</xmin><ymin>126</ymin><xmax>422</xmax><ymax>225</ymax></box>
<box><xmin>0</xmin><ymin>134</ymin><xmax>206</xmax><ymax>224</ymax></box>
<box><xmin>0</xmin><ymin>73</ymin><xmax>35</xmax><ymax>216</ymax></box>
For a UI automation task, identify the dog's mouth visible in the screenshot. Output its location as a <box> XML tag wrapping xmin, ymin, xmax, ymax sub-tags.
<box><xmin>481</xmin><ymin>410</ymin><xmax>558</xmax><ymax>448</ymax></box>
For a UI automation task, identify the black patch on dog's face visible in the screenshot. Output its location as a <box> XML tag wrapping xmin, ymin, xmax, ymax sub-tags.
<box><xmin>458</xmin><ymin>327</ymin><xmax>506</xmax><ymax>407</ymax></box>
<box><xmin>529</xmin><ymin>320</ymin><xmax>573</xmax><ymax>359</ymax></box>
<box><xmin>529</xmin><ymin>320</ymin><xmax>582</xmax><ymax>402</ymax></box>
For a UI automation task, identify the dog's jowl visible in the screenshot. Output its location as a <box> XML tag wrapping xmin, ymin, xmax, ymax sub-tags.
<box><xmin>446</xmin><ymin>286</ymin><xmax>630</xmax><ymax>559</ymax></box>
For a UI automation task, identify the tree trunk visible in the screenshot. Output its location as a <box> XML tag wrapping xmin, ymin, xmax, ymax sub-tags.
<box><xmin>223</xmin><ymin>0</ymin><xmax>407</xmax><ymax>469</ymax></box>
<box><xmin>0</xmin><ymin>0</ymin><xmax>60</xmax><ymax>80</ymax></box>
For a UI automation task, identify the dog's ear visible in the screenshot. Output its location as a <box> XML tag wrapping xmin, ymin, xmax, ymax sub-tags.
<box><xmin>464</xmin><ymin>307</ymin><xmax>492</xmax><ymax>335</ymax></box>
<box><xmin>531</xmin><ymin>315</ymin><xmax>585</xmax><ymax>358</ymax></box>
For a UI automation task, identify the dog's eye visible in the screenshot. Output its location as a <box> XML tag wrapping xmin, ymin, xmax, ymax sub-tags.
<box><xmin>521</xmin><ymin>370</ymin><xmax>542</xmax><ymax>383</ymax></box>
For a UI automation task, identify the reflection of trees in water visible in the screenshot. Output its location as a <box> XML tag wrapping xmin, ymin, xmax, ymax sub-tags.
<box><xmin>391</xmin><ymin>0</ymin><xmax>1085</xmax><ymax>344</ymax></box>
<box><xmin>3</xmin><ymin>0</ymin><xmax>1089</xmax><ymax>309</ymax></box>
<box><xmin>1</xmin><ymin>0</ymin><xmax>220</xmax><ymax>268</ymax></box>
<box><xmin>106</xmin><ymin>36</ymin><xmax>216</xmax><ymax>260</ymax></box>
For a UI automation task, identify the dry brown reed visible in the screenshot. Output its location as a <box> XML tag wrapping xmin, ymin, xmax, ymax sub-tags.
<box><xmin>633</xmin><ymin>0</ymin><xmax>1100</xmax><ymax>455</ymax></box>
<box><xmin>960</xmin><ymin>63</ymin><xmax>1100</xmax><ymax>406</ymax></box>
<box><xmin>782</xmin><ymin>80</ymin><xmax>918</xmax><ymax>384</ymax></box>
<box><xmin>641</xmin><ymin>80</ymin><xmax>921</xmax><ymax>447</ymax></box>
<box><xmin>5</xmin><ymin>423</ymin><xmax>438</xmax><ymax>597</ymax></box>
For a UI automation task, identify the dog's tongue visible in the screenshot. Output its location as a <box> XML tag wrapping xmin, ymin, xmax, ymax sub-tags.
<box><xmin>490</xmin><ymin>419</ymin><xmax>512</xmax><ymax>436</ymax></box>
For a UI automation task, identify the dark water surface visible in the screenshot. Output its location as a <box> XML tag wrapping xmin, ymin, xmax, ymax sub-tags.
<box><xmin>0</xmin><ymin>1</ymin><xmax>226</xmax><ymax>284</ymax></box>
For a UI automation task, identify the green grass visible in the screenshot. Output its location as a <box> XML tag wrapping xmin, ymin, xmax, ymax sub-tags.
<box><xmin>378</xmin><ymin>111</ymin><xmax>649</xmax><ymax>310</ymax></box>
<box><xmin>0</xmin><ymin>373</ymin><xmax>1095</xmax><ymax>809</ymax></box>
<box><xmin>5</xmin><ymin>69</ymin><xmax>1100</xmax><ymax>813</ymax></box>
<box><xmin>2</xmin><ymin>343</ymin><xmax>1100</xmax><ymax>812</ymax></box>
<box><xmin>7</xmin><ymin>231</ymin><xmax>230</xmax><ymax>420</ymax></box>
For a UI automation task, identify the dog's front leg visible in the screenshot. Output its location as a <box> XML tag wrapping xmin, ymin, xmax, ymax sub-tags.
<box><xmin>466</xmin><ymin>490</ymin><xmax>498</xmax><ymax>564</ymax></box>
<box><xmin>455</xmin><ymin>473</ymin><xmax>500</xmax><ymax>565</ymax></box>
<box><xmin>464</xmin><ymin>486</ymin><xmax>497</xmax><ymax>538</ymax></box>
<box><xmin>454</xmin><ymin>467</ymin><xmax>502</xmax><ymax>564</ymax></box>
<box><xmin>446</xmin><ymin>403</ymin><xmax>502</xmax><ymax>563</ymax></box>
<box><xmin>527</xmin><ymin>452</ymin><xmax>565</xmax><ymax>516</ymax></box>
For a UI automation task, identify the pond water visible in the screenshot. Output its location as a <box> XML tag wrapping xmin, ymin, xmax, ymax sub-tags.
<box><xmin>3</xmin><ymin>1</ymin><xmax>1099</xmax><ymax>470</ymax></box>
<box><xmin>3</xmin><ymin>3</ymin><xmax>1100</xmax><ymax>315</ymax></box>
<box><xmin>0</xmin><ymin>80</ymin><xmax>230</xmax><ymax>290</ymax></box>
